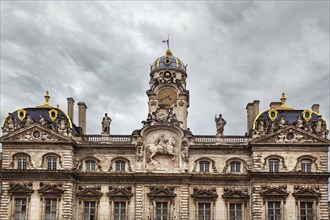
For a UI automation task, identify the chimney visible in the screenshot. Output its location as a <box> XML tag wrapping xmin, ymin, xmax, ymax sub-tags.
<box><xmin>253</xmin><ymin>100</ymin><xmax>260</xmax><ymax>119</ymax></box>
<box><xmin>246</xmin><ymin>102</ymin><xmax>254</xmax><ymax>134</ymax></box>
<box><xmin>78</xmin><ymin>102</ymin><xmax>87</xmax><ymax>134</ymax></box>
<box><xmin>270</xmin><ymin>102</ymin><xmax>281</xmax><ymax>109</ymax></box>
<box><xmin>67</xmin><ymin>97</ymin><xmax>75</xmax><ymax>122</ymax></box>
<box><xmin>311</xmin><ymin>104</ymin><xmax>319</xmax><ymax>113</ymax></box>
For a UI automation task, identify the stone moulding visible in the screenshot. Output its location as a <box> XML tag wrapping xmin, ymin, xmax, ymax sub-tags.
<box><xmin>107</xmin><ymin>186</ymin><xmax>133</xmax><ymax>199</ymax></box>
<box><xmin>148</xmin><ymin>186</ymin><xmax>176</xmax><ymax>200</ymax></box>
<box><xmin>191</xmin><ymin>187</ymin><xmax>218</xmax><ymax>200</ymax></box>
<box><xmin>9</xmin><ymin>182</ymin><xmax>34</xmax><ymax>195</ymax></box>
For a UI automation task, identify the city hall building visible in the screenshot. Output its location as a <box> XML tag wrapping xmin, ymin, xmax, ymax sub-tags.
<box><xmin>0</xmin><ymin>49</ymin><xmax>329</xmax><ymax>220</ymax></box>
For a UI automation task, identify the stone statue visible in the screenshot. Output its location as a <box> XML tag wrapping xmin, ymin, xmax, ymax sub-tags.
<box><xmin>2</xmin><ymin>113</ymin><xmax>17</xmax><ymax>132</ymax></box>
<box><xmin>101</xmin><ymin>113</ymin><xmax>112</xmax><ymax>134</ymax></box>
<box><xmin>38</xmin><ymin>115</ymin><xmax>48</xmax><ymax>128</ymax></box>
<box><xmin>295</xmin><ymin>116</ymin><xmax>304</xmax><ymax>129</ymax></box>
<box><xmin>147</xmin><ymin>135</ymin><xmax>176</xmax><ymax>164</ymax></box>
<box><xmin>181</xmin><ymin>141</ymin><xmax>189</xmax><ymax>162</ymax></box>
<box><xmin>57</xmin><ymin>115</ymin><xmax>69</xmax><ymax>136</ymax></box>
<box><xmin>215</xmin><ymin>114</ymin><xmax>226</xmax><ymax>135</ymax></box>
<box><xmin>136</xmin><ymin>140</ymin><xmax>144</xmax><ymax>162</ymax></box>
<box><xmin>278</xmin><ymin>116</ymin><xmax>288</xmax><ymax>130</ymax></box>
<box><xmin>312</xmin><ymin>116</ymin><xmax>328</xmax><ymax>138</ymax></box>
<box><xmin>257</xmin><ymin>116</ymin><xmax>266</xmax><ymax>134</ymax></box>
<box><xmin>25</xmin><ymin>113</ymin><xmax>34</xmax><ymax>127</ymax></box>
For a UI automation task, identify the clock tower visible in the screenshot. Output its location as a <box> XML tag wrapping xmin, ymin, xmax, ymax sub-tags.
<box><xmin>147</xmin><ymin>49</ymin><xmax>189</xmax><ymax>129</ymax></box>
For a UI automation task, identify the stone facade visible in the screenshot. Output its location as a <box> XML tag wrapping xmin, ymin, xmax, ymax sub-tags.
<box><xmin>1</xmin><ymin>50</ymin><xmax>329</xmax><ymax>220</ymax></box>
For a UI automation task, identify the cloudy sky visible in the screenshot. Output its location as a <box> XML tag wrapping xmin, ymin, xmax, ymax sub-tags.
<box><xmin>1</xmin><ymin>1</ymin><xmax>329</xmax><ymax>136</ymax></box>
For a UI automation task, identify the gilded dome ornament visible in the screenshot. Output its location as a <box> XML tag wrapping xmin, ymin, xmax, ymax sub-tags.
<box><xmin>302</xmin><ymin>110</ymin><xmax>312</xmax><ymax>122</ymax></box>
<box><xmin>164</xmin><ymin>57</ymin><xmax>171</xmax><ymax>65</ymax></box>
<box><xmin>48</xmin><ymin>109</ymin><xmax>58</xmax><ymax>122</ymax></box>
<box><xmin>17</xmin><ymin>109</ymin><xmax>27</xmax><ymax>121</ymax></box>
<box><xmin>268</xmin><ymin>109</ymin><xmax>278</xmax><ymax>122</ymax></box>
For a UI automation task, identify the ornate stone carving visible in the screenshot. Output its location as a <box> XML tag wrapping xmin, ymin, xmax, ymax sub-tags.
<box><xmin>2</xmin><ymin>113</ymin><xmax>18</xmax><ymax>132</ymax></box>
<box><xmin>38</xmin><ymin>182</ymin><xmax>64</xmax><ymax>197</ymax></box>
<box><xmin>215</xmin><ymin>114</ymin><xmax>226</xmax><ymax>136</ymax></box>
<box><xmin>312</xmin><ymin>115</ymin><xmax>328</xmax><ymax>138</ymax></box>
<box><xmin>24</xmin><ymin>113</ymin><xmax>35</xmax><ymax>127</ymax></box>
<box><xmin>181</xmin><ymin>141</ymin><xmax>189</xmax><ymax>162</ymax></box>
<box><xmin>136</xmin><ymin>140</ymin><xmax>144</xmax><ymax>162</ymax></box>
<box><xmin>191</xmin><ymin>187</ymin><xmax>218</xmax><ymax>200</ymax></box>
<box><xmin>101</xmin><ymin>113</ymin><xmax>112</xmax><ymax>134</ymax></box>
<box><xmin>76</xmin><ymin>186</ymin><xmax>103</xmax><ymax>199</ymax></box>
<box><xmin>260</xmin><ymin>185</ymin><xmax>288</xmax><ymax>198</ymax></box>
<box><xmin>55</xmin><ymin>115</ymin><xmax>71</xmax><ymax>136</ymax></box>
<box><xmin>142</xmin><ymin>106</ymin><xmax>182</xmax><ymax>127</ymax></box>
<box><xmin>148</xmin><ymin>186</ymin><xmax>176</xmax><ymax>199</ymax></box>
<box><xmin>293</xmin><ymin>185</ymin><xmax>320</xmax><ymax>198</ymax></box>
<box><xmin>9</xmin><ymin>182</ymin><xmax>34</xmax><ymax>195</ymax></box>
<box><xmin>222</xmin><ymin>187</ymin><xmax>249</xmax><ymax>200</ymax></box>
<box><xmin>146</xmin><ymin>134</ymin><xmax>176</xmax><ymax>164</ymax></box>
<box><xmin>11</xmin><ymin>127</ymin><xmax>62</xmax><ymax>142</ymax></box>
<box><xmin>107</xmin><ymin>186</ymin><xmax>133</xmax><ymax>199</ymax></box>
<box><xmin>38</xmin><ymin>115</ymin><xmax>50</xmax><ymax>128</ymax></box>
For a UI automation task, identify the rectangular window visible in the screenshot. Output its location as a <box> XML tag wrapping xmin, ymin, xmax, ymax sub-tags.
<box><xmin>229</xmin><ymin>203</ymin><xmax>242</xmax><ymax>220</ymax></box>
<box><xmin>18</xmin><ymin>157</ymin><xmax>27</xmax><ymax>170</ymax></box>
<box><xmin>14</xmin><ymin>198</ymin><xmax>27</xmax><ymax>220</ymax></box>
<box><xmin>301</xmin><ymin>161</ymin><xmax>311</xmax><ymax>173</ymax></box>
<box><xmin>85</xmin><ymin>161</ymin><xmax>96</xmax><ymax>171</ymax></box>
<box><xmin>45</xmin><ymin>199</ymin><xmax>57</xmax><ymax>220</ymax></box>
<box><xmin>268</xmin><ymin>201</ymin><xmax>281</xmax><ymax>220</ymax></box>
<box><xmin>47</xmin><ymin>157</ymin><xmax>57</xmax><ymax>170</ymax></box>
<box><xmin>114</xmin><ymin>202</ymin><xmax>126</xmax><ymax>220</ymax></box>
<box><xmin>84</xmin><ymin>201</ymin><xmax>96</xmax><ymax>220</ymax></box>
<box><xmin>115</xmin><ymin>161</ymin><xmax>126</xmax><ymax>172</ymax></box>
<box><xmin>269</xmin><ymin>160</ymin><xmax>279</xmax><ymax>172</ymax></box>
<box><xmin>156</xmin><ymin>202</ymin><xmax>168</xmax><ymax>220</ymax></box>
<box><xmin>230</xmin><ymin>162</ymin><xmax>241</xmax><ymax>173</ymax></box>
<box><xmin>200</xmin><ymin>161</ymin><xmax>210</xmax><ymax>173</ymax></box>
<box><xmin>300</xmin><ymin>202</ymin><xmax>314</xmax><ymax>220</ymax></box>
<box><xmin>198</xmin><ymin>203</ymin><xmax>211</xmax><ymax>220</ymax></box>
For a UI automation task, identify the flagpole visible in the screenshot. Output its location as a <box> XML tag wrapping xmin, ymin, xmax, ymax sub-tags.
<box><xmin>167</xmin><ymin>33</ymin><xmax>170</xmax><ymax>50</ymax></box>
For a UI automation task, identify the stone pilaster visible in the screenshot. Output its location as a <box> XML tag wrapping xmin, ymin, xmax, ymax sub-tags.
<box><xmin>61</xmin><ymin>182</ymin><xmax>74</xmax><ymax>220</ymax></box>
<box><xmin>180</xmin><ymin>185</ymin><xmax>189</xmax><ymax>219</ymax></box>
<box><xmin>134</xmin><ymin>185</ymin><xmax>144</xmax><ymax>220</ymax></box>
<box><xmin>319</xmin><ymin>185</ymin><xmax>329</xmax><ymax>219</ymax></box>
<box><xmin>251</xmin><ymin>185</ymin><xmax>262</xmax><ymax>220</ymax></box>
<box><xmin>0</xmin><ymin>182</ymin><xmax>10</xmax><ymax>219</ymax></box>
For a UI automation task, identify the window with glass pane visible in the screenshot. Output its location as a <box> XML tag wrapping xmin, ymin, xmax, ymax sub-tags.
<box><xmin>301</xmin><ymin>160</ymin><xmax>312</xmax><ymax>173</ymax></box>
<box><xmin>45</xmin><ymin>199</ymin><xmax>57</xmax><ymax>220</ymax></box>
<box><xmin>17</xmin><ymin>157</ymin><xmax>27</xmax><ymax>170</ymax></box>
<box><xmin>268</xmin><ymin>201</ymin><xmax>281</xmax><ymax>220</ymax></box>
<box><xmin>300</xmin><ymin>202</ymin><xmax>314</xmax><ymax>220</ymax></box>
<box><xmin>200</xmin><ymin>161</ymin><xmax>210</xmax><ymax>173</ymax></box>
<box><xmin>114</xmin><ymin>202</ymin><xmax>126</xmax><ymax>220</ymax></box>
<box><xmin>229</xmin><ymin>203</ymin><xmax>242</xmax><ymax>220</ymax></box>
<box><xmin>115</xmin><ymin>160</ymin><xmax>126</xmax><ymax>172</ymax></box>
<box><xmin>84</xmin><ymin>201</ymin><xmax>96</xmax><ymax>220</ymax></box>
<box><xmin>230</xmin><ymin>162</ymin><xmax>241</xmax><ymax>173</ymax></box>
<box><xmin>198</xmin><ymin>203</ymin><xmax>211</xmax><ymax>220</ymax></box>
<box><xmin>156</xmin><ymin>202</ymin><xmax>168</xmax><ymax>220</ymax></box>
<box><xmin>14</xmin><ymin>198</ymin><xmax>27</xmax><ymax>220</ymax></box>
<box><xmin>47</xmin><ymin>157</ymin><xmax>57</xmax><ymax>170</ymax></box>
<box><xmin>269</xmin><ymin>160</ymin><xmax>279</xmax><ymax>172</ymax></box>
<box><xmin>85</xmin><ymin>160</ymin><xmax>96</xmax><ymax>171</ymax></box>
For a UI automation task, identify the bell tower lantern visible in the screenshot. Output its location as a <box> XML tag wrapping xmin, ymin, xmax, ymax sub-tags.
<box><xmin>147</xmin><ymin>50</ymin><xmax>189</xmax><ymax>129</ymax></box>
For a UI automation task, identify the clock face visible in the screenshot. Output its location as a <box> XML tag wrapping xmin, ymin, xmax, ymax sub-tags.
<box><xmin>158</xmin><ymin>88</ymin><xmax>177</xmax><ymax>106</ymax></box>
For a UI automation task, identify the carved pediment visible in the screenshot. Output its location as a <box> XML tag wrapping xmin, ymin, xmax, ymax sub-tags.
<box><xmin>222</xmin><ymin>188</ymin><xmax>249</xmax><ymax>200</ymax></box>
<box><xmin>1</xmin><ymin>124</ymin><xmax>71</xmax><ymax>142</ymax></box>
<box><xmin>251</xmin><ymin>126</ymin><xmax>329</xmax><ymax>144</ymax></box>
<box><xmin>107</xmin><ymin>186</ymin><xmax>133</xmax><ymax>199</ymax></box>
<box><xmin>148</xmin><ymin>186</ymin><xmax>176</xmax><ymax>199</ymax></box>
<box><xmin>77</xmin><ymin>186</ymin><xmax>102</xmax><ymax>198</ymax></box>
<box><xmin>38</xmin><ymin>182</ymin><xmax>64</xmax><ymax>196</ymax></box>
<box><xmin>260</xmin><ymin>185</ymin><xmax>288</xmax><ymax>198</ymax></box>
<box><xmin>191</xmin><ymin>187</ymin><xmax>218</xmax><ymax>200</ymax></box>
<box><xmin>293</xmin><ymin>185</ymin><xmax>320</xmax><ymax>198</ymax></box>
<box><xmin>9</xmin><ymin>182</ymin><xmax>34</xmax><ymax>195</ymax></box>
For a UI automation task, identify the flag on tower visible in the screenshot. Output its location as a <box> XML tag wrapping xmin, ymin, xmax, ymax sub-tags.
<box><xmin>162</xmin><ymin>34</ymin><xmax>170</xmax><ymax>50</ymax></box>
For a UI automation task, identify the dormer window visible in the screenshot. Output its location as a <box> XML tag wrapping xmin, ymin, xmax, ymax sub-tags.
<box><xmin>301</xmin><ymin>159</ymin><xmax>312</xmax><ymax>173</ymax></box>
<box><xmin>269</xmin><ymin>159</ymin><xmax>279</xmax><ymax>172</ymax></box>
<box><xmin>85</xmin><ymin>160</ymin><xmax>96</xmax><ymax>171</ymax></box>
<box><xmin>115</xmin><ymin>160</ymin><xmax>126</xmax><ymax>172</ymax></box>
<box><xmin>199</xmin><ymin>161</ymin><xmax>210</xmax><ymax>173</ymax></box>
<box><xmin>230</xmin><ymin>161</ymin><xmax>241</xmax><ymax>173</ymax></box>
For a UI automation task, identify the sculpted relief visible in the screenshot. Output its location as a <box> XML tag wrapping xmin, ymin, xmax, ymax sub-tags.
<box><xmin>147</xmin><ymin>134</ymin><xmax>176</xmax><ymax>164</ymax></box>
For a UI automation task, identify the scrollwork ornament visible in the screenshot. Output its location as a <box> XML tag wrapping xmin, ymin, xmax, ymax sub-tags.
<box><xmin>17</xmin><ymin>109</ymin><xmax>27</xmax><ymax>121</ymax></box>
<box><xmin>48</xmin><ymin>109</ymin><xmax>58</xmax><ymax>122</ymax></box>
<box><xmin>268</xmin><ymin>109</ymin><xmax>278</xmax><ymax>122</ymax></box>
<box><xmin>302</xmin><ymin>110</ymin><xmax>312</xmax><ymax>122</ymax></box>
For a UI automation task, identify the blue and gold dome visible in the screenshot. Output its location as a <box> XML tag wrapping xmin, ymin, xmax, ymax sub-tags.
<box><xmin>1</xmin><ymin>91</ymin><xmax>82</xmax><ymax>135</ymax></box>
<box><xmin>151</xmin><ymin>50</ymin><xmax>186</xmax><ymax>72</ymax></box>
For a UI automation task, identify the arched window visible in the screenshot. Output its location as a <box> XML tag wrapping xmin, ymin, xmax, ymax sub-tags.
<box><xmin>47</xmin><ymin>156</ymin><xmax>57</xmax><ymax>170</ymax></box>
<box><xmin>17</xmin><ymin>156</ymin><xmax>27</xmax><ymax>170</ymax></box>
<box><xmin>230</xmin><ymin>161</ymin><xmax>241</xmax><ymax>173</ymax></box>
<box><xmin>115</xmin><ymin>160</ymin><xmax>126</xmax><ymax>172</ymax></box>
<box><xmin>199</xmin><ymin>161</ymin><xmax>210</xmax><ymax>173</ymax></box>
<box><xmin>85</xmin><ymin>160</ymin><xmax>96</xmax><ymax>171</ymax></box>
<box><xmin>301</xmin><ymin>159</ymin><xmax>312</xmax><ymax>173</ymax></box>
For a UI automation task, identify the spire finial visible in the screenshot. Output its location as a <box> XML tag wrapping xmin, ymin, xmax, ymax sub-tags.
<box><xmin>37</xmin><ymin>91</ymin><xmax>53</xmax><ymax>108</ymax></box>
<box><xmin>280</xmin><ymin>92</ymin><xmax>286</xmax><ymax>107</ymax></box>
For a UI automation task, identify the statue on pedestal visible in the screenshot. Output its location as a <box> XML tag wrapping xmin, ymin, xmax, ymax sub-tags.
<box><xmin>102</xmin><ymin>113</ymin><xmax>112</xmax><ymax>134</ymax></box>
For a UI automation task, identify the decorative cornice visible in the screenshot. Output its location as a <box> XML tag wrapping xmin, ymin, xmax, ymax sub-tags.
<box><xmin>293</xmin><ymin>185</ymin><xmax>320</xmax><ymax>198</ymax></box>
<box><xmin>148</xmin><ymin>186</ymin><xmax>176</xmax><ymax>199</ymax></box>
<box><xmin>9</xmin><ymin>182</ymin><xmax>34</xmax><ymax>195</ymax></box>
<box><xmin>76</xmin><ymin>186</ymin><xmax>103</xmax><ymax>199</ymax></box>
<box><xmin>222</xmin><ymin>187</ymin><xmax>249</xmax><ymax>200</ymax></box>
<box><xmin>107</xmin><ymin>186</ymin><xmax>133</xmax><ymax>199</ymax></box>
<box><xmin>191</xmin><ymin>187</ymin><xmax>218</xmax><ymax>200</ymax></box>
